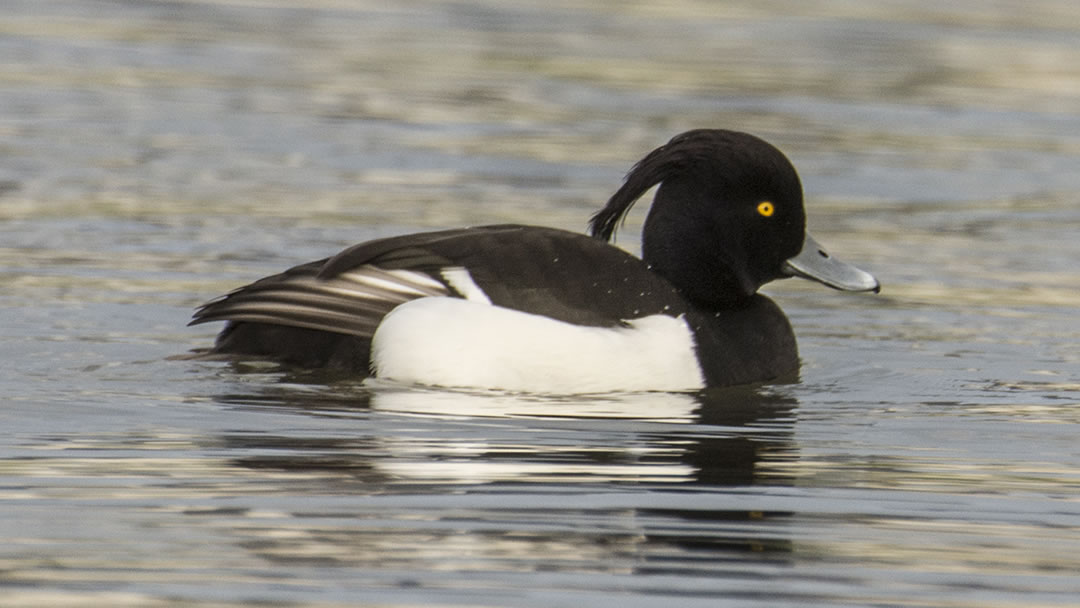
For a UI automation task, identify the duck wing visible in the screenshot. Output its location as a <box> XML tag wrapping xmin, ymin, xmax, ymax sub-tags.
<box><xmin>189</xmin><ymin>225</ymin><xmax>688</xmax><ymax>368</ymax></box>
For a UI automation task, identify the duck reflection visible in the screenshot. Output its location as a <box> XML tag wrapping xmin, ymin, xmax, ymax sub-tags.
<box><xmin>209</xmin><ymin>376</ymin><xmax>799</xmax><ymax>569</ymax></box>
<box><xmin>213</xmin><ymin>375</ymin><xmax>798</xmax><ymax>489</ymax></box>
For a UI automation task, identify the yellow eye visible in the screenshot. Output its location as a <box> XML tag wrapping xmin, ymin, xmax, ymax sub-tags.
<box><xmin>757</xmin><ymin>201</ymin><xmax>775</xmax><ymax>217</ymax></box>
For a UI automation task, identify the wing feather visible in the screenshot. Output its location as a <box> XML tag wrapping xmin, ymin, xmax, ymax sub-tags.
<box><xmin>191</xmin><ymin>264</ymin><xmax>449</xmax><ymax>337</ymax></box>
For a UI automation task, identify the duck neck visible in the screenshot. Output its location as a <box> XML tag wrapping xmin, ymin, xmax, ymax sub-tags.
<box><xmin>641</xmin><ymin>182</ymin><xmax>761</xmax><ymax>307</ymax></box>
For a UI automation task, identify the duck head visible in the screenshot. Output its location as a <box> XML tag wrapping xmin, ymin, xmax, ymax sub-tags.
<box><xmin>589</xmin><ymin>129</ymin><xmax>879</xmax><ymax>306</ymax></box>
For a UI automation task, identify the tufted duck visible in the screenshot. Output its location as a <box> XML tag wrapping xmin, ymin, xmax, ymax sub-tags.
<box><xmin>190</xmin><ymin>129</ymin><xmax>879</xmax><ymax>392</ymax></box>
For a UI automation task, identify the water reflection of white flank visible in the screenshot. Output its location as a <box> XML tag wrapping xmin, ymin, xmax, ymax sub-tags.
<box><xmin>364</xmin><ymin>383</ymin><xmax>703</xmax><ymax>483</ymax></box>
<box><xmin>365</xmin><ymin>380</ymin><xmax>703</xmax><ymax>422</ymax></box>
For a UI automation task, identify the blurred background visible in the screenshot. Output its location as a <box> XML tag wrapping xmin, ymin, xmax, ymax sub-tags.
<box><xmin>1</xmin><ymin>1</ymin><xmax>1078</xmax><ymax>607</ymax></box>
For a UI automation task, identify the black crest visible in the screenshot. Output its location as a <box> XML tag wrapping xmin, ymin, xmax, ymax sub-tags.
<box><xmin>588</xmin><ymin>129</ymin><xmax>791</xmax><ymax>241</ymax></box>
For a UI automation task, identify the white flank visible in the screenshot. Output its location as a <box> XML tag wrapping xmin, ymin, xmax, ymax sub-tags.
<box><xmin>371</xmin><ymin>297</ymin><xmax>705</xmax><ymax>393</ymax></box>
<box><xmin>440</xmin><ymin>267</ymin><xmax>492</xmax><ymax>304</ymax></box>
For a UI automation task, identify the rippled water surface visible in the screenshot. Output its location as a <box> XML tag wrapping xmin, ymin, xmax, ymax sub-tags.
<box><xmin>2</xmin><ymin>1</ymin><xmax>1079</xmax><ymax>606</ymax></box>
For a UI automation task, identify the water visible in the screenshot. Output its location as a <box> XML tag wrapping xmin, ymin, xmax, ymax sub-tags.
<box><xmin>2</xmin><ymin>1</ymin><xmax>1079</xmax><ymax>606</ymax></box>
